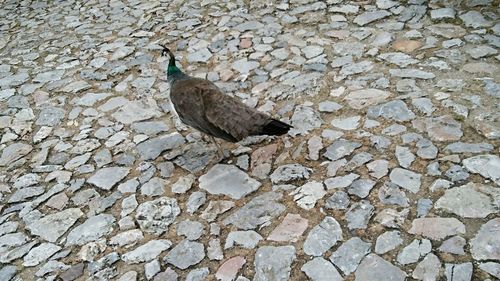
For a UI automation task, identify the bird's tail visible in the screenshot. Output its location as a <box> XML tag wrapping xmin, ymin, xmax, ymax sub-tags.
<box><xmin>261</xmin><ymin>119</ymin><xmax>292</xmax><ymax>136</ymax></box>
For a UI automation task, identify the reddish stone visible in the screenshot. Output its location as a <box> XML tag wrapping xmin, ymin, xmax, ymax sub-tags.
<box><xmin>216</xmin><ymin>256</ymin><xmax>246</xmax><ymax>281</ymax></box>
<box><xmin>268</xmin><ymin>213</ymin><xmax>309</xmax><ymax>242</ymax></box>
<box><xmin>392</xmin><ymin>40</ymin><xmax>422</xmax><ymax>53</ymax></box>
<box><xmin>239</xmin><ymin>38</ymin><xmax>252</xmax><ymax>49</ymax></box>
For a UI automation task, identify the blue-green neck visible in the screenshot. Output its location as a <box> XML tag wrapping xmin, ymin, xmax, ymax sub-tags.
<box><xmin>167</xmin><ymin>65</ymin><xmax>182</xmax><ymax>76</ymax></box>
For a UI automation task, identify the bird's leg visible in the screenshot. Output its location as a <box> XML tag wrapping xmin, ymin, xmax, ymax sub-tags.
<box><xmin>210</xmin><ymin>136</ymin><xmax>225</xmax><ymax>161</ymax></box>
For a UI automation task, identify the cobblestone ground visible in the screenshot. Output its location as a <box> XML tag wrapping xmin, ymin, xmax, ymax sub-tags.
<box><xmin>0</xmin><ymin>0</ymin><xmax>499</xmax><ymax>280</ymax></box>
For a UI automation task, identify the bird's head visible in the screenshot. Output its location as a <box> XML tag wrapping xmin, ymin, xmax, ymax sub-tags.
<box><xmin>160</xmin><ymin>44</ymin><xmax>181</xmax><ymax>77</ymax></box>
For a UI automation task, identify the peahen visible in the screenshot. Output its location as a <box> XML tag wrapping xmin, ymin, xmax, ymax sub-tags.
<box><xmin>160</xmin><ymin>45</ymin><xmax>291</xmax><ymax>155</ymax></box>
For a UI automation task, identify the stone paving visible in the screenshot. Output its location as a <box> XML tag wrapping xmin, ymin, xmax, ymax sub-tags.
<box><xmin>0</xmin><ymin>0</ymin><xmax>499</xmax><ymax>280</ymax></box>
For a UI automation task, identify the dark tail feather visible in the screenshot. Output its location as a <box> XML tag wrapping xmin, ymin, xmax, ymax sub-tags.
<box><xmin>261</xmin><ymin>119</ymin><xmax>292</xmax><ymax>136</ymax></box>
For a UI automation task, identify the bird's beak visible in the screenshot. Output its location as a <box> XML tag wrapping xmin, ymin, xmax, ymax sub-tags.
<box><xmin>159</xmin><ymin>44</ymin><xmax>170</xmax><ymax>57</ymax></box>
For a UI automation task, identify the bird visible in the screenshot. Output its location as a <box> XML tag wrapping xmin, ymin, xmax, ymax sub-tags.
<box><xmin>160</xmin><ymin>45</ymin><xmax>292</xmax><ymax>157</ymax></box>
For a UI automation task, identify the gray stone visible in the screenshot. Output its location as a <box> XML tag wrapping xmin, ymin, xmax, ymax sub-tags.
<box><xmin>439</xmin><ymin>236</ymin><xmax>466</xmax><ymax>255</ymax></box>
<box><xmin>445</xmin><ymin>164</ymin><xmax>469</xmax><ymax>182</ymax></box>
<box><xmin>135</xmin><ymin>197</ymin><xmax>180</xmax><ymax>235</ymax></box>
<box><xmin>122</xmin><ymin>240</ymin><xmax>172</xmax><ymax>264</ymax></box>
<box><xmin>301</xmin><ymin>257</ymin><xmax>342</xmax><ymax>281</ymax></box>
<box><xmin>164</xmin><ymin>239</ymin><xmax>205</xmax><ymax>269</ymax></box>
<box><xmin>131</xmin><ymin>121</ymin><xmax>169</xmax><ymax>136</ymax></box>
<box><xmin>324</xmin><ymin>139</ymin><xmax>362</xmax><ymax>161</ymax></box>
<box><xmin>0</xmin><ymin>142</ymin><xmax>33</xmax><ymax>166</ymax></box>
<box><xmin>444</xmin><ymin>142</ymin><xmax>493</xmax><ymax>153</ymax></box>
<box><xmin>145</xmin><ymin>259</ymin><xmax>161</xmax><ymax>280</ymax></box>
<box><xmin>23</xmin><ymin>242</ymin><xmax>61</xmax><ymax>267</ymax></box>
<box><xmin>199</xmin><ymin>164</ymin><xmax>261</xmax><ymax>199</ymax></box>
<box><xmin>187</xmin><ymin>48</ymin><xmax>212</xmax><ymax>63</ymax></box>
<box><xmin>325</xmin><ymin>191</ymin><xmax>350</xmax><ymax>210</ymax></box>
<box><xmin>390</xmin><ymin>168</ymin><xmax>421</xmax><ymax>193</ymax></box>
<box><xmin>254</xmin><ymin>246</ymin><xmax>295</xmax><ymax>281</ymax></box>
<box><xmin>470</xmin><ymin>218</ymin><xmax>500</xmax><ymax>261</ymax></box>
<box><xmin>479</xmin><ymin>262</ymin><xmax>500</xmax><ymax>279</ymax></box>
<box><xmin>395</xmin><ymin>146</ymin><xmax>415</xmax><ymax>168</ymax></box>
<box><xmin>431</xmin><ymin>8</ymin><xmax>456</xmax><ymax>20</ymax></box>
<box><xmin>412</xmin><ymin>253</ymin><xmax>441</xmax><ymax>281</ymax></box>
<box><xmin>459</xmin><ymin>11</ymin><xmax>492</xmax><ymax>28</ymax></box>
<box><xmin>466</xmin><ymin>45</ymin><xmax>497</xmax><ymax>59</ymax></box>
<box><xmin>186</xmin><ymin>268</ymin><xmax>210</xmax><ymax>281</ymax></box>
<box><xmin>27</xmin><ymin>208</ymin><xmax>84</xmax><ymax>242</ymax></box>
<box><xmin>186</xmin><ymin>191</ymin><xmax>206</xmax><ymax>214</ymax></box>
<box><xmin>397</xmin><ymin>239</ymin><xmax>432</xmax><ymax>265</ymax></box>
<box><xmin>376</xmin><ymin>231</ymin><xmax>403</xmax><ymax>254</ymax></box>
<box><xmin>225</xmin><ymin>230</ymin><xmax>263</xmax><ymax>249</ymax></box>
<box><xmin>0</xmin><ymin>265</ymin><xmax>17</xmax><ymax>281</ymax></box>
<box><xmin>289</xmin><ymin>105</ymin><xmax>322</xmax><ymax>136</ymax></box>
<box><xmin>136</xmin><ymin>133</ymin><xmax>185</xmax><ymax>160</ymax></box>
<box><xmin>207</xmin><ymin>238</ymin><xmax>223</xmax><ymax>261</ymax></box>
<box><xmin>330</xmin><ymin>237</ymin><xmax>371</xmax><ymax>275</ymax></box>
<box><xmin>389</xmin><ymin>69</ymin><xmax>435</xmax><ymax>79</ymax></box>
<box><xmin>378</xmin><ymin>181</ymin><xmax>410</xmax><ymax>207</ymax></box>
<box><xmin>171</xmin><ymin>175</ymin><xmax>195</xmax><ymax>194</ymax></box>
<box><xmin>291</xmin><ymin>181</ymin><xmax>326</xmax><ymax>210</ymax></box>
<box><xmin>445</xmin><ymin>263</ymin><xmax>472</xmax><ymax>281</ymax></box>
<box><xmin>346</xmin><ymin>200</ymin><xmax>374</xmax><ymax>230</ymax></box>
<box><xmin>378</xmin><ymin>52</ymin><xmax>419</xmax><ymax>67</ymax></box>
<box><xmin>88</xmin><ymin>167</ymin><xmax>130</xmax><ymax>190</ymax></box>
<box><xmin>355</xmin><ymin>254</ymin><xmax>406</xmax><ymax>281</ymax></box>
<box><xmin>436</xmin><ymin>183</ymin><xmax>499</xmax><ymax>218</ymax></box>
<box><xmin>354</xmin><ymin>10</ymin><xmax>391</xmax><ymax>26</ymax></box>
<box><xmin>409</xmin><ymin>217</ymin><xmax>466</xmax><ymax>240</ymax></box>
<box><xmin>231</xmin><ymin>58</ymin><xmax>259</xmax><ymax>74</ymax></box>
<box><xmin>270</xmin><ymin>164</ymin><xmax>311</xmax><ymax>184</ymax></box>
<box><xmin>303</xmin><ymin>216</ymin><xmax>343</xmax><ymax>256</ymax></box>
<box><xmin>177</xmin><ymin>220</ymin><xmax>204</xmax><ymax>241</ymax></box>
<box><xmin>140</xmin><ymin>177</ymin><xmax>167</xmax><ymax>197</ymax></box>
<box><xmin>66</xmin><ymin>214</ymin><xmax>115</xmax><ymax>246</ymax></box>
<box><xmin>463</xmin><ymin>154</ymin><xmax>500</xmax><ymax>185</ymax></box>
<box><xmin>367</xmin><ymin>100</ymin><xmax>416</xmax><ymax>122</ymax></box>
<box><xmin>417</xmin><ymin>198</ymin><xmax>433</xmax><ymax>217</ymax></box>
<box><xmin>36</xmin><ymin>106</ymin><xmax>65</xmax><ymax>126</ymax></box>
<box><xmin>223</xmin><ymin>192</ymin><xmax>285</xmax><ymax>230</ymax></box>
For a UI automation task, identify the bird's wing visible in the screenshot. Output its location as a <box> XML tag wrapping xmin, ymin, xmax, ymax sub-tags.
<box><xmin>171</xmin><ymin>78</ymin><xmax>239</xmax><ymax>142</ymax></box>
<box><xmin>202</xmin><ymin>82</ymin><xmax>270</xmax><ymax>141</ymax></box>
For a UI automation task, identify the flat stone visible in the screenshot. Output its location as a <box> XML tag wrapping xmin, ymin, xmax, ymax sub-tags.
<box><xmin>199</xmin><ymin>164</ymin><xmax>261</xmax><ymax>199</ymax></box>
<box><xmin>303</xmin><ymin>216</ymin><xmax>343</xmax><ymax>256</ymax></box>
<box><xmin>0</xmin><ymin>265</ymin><xmax>17</xmax><ymax>281</ymax></box>
<box><xmin>59</xmin><ymin>263</ymin><xmax>84</xmax><ymax>281</ymax></box>
<box><xmin>87</xmin><ymin>167</ymin><xmax>130</xmax><ymax>190</ymax></box>
<box><xmin>140</xmin><ymin>177</ymin><xmax>167</xmax><ymax>197</ymax></box>
<box><xmin>325</xmin><ymin>191</ymin><xmax>350</xmax><ymax>210</ymax></box>
<box><xmin>122</xmin><ymin>240</ymin><xmax>172</xmax><ymax>264</ymax></box>
<box><xmin>346</xmin><ymin>200</ymin><xmax>374</xmax><ymax>230</ymax></box>
<box><xmin>135</xmin><ymin>197</ymin><xmax>180</xmax><ymax>235</ymax></box>
<box><xmin>177</xmin><ymin>220</ymin><xmax>204</xmax><ymax>241</ymax></box>
<box><xmin>378</xmin><ymin>52</ymin><xmax>419</xmax><ymax>67</ymax></box>
<box><xmin>459</xmin><ymin>11</ymin><xmax>492</xmax><ymax>28</ymax></box>
<box><xmin>111</xmin><ymin>99</ymin><xmax>161</xmax><ymax>124</ymax></box>
<box><xmin>23</xmin><ymin>242</ymin><xmax>61</xmax><ymax>267</ymax></box>
<box><xmin>445</xmin><ymin>263</ymin><xmax>473</xmax><ymax>281</ymax></box>
<box><xmin>171</xmin><ymin>175</ymin><xmax>195</xmax><ymax>194</ymax></box>
<box><xmin>375</xmin><ymin>231</ymin><xmax>403</xmax><ymax>254</ymax></box>
<box><xmin>430</xmin><ymin>8</ymin><xmax>456</xmax><ymax>20</ymax></box>
<box><xmin>396</xmin><ymin>239</ymin><xmax>431</xmax><ymax>265</ymax></box>
<box><xmin>412</xmin><ymin>253</ymin><xmax>441</xmax><ymax>281</ymax></box>
<box><xmin>187</xmin><ymin>48</ymin><xmax>212</xmax><ymax>63</ymax></box>
<box><xmin>470</xmin><ymin>218</ymin><xmax>500</xmax><ymax>261</ymax></box>
<box><xmin>186</xmin><ymin>267</ymin><xmax>209</xmax><ymax>281</ymax></box>
<box><xmin>389</xmin><ymin>69</ymin><xmax>435</xmax><ymax>79</ymax></box>
<box><xmin>330</xmin><ymin>237</ymin><xmax>371</xmax><ymax>275</ymax></box>
<box><xmin>267</xmin><ymin>213</ymin><xmax>308</xmax><ymax>242</ymax></box>
<box><xmin>201</xmin><ymin>200</ymin><xmax>234</xmax><ymax>222</ymax></box>
<box><xmin>270</xmin><ymin>164</ymin><xmax>312</xmax><ymax>184</ymax></box>
<box><xmin>215</xmin><ymin>256</ymin><xmax>246</xmax><ymax>281</ymax></box>
<box><xmin>225</xmin><ymin>231</ymin><xmax>263</xmax><ymax>249</ymax></box>
<box><xmin>254</xmin><ymin>246</ymin><xmax>295</xmax><ymax>281</ymax></box>
<box><xmin>164</xmin><ymin>239</ymin><xmax>205</xmax><ymax>270</ymax></box>
<box><xmin>395</xmin><ymin>146</ymin><xmax>415</xmax><ymax>169</ymax></box>
<box><xmin>0</xmin><ymin>142</ymin><xmax>33</xmax><ymax>166</ymax></box>
<box><xmin>231</xmin><ymin>58</ymin><xmax>259</xmax><ymax>74</ymax></box>
<box><xmin>66</xmin><ymin>214</ymin><xmax>115</xmax><ymax>246</ymax></box>
<box><xmin>439</xmin><ymin>236</ymin><xmax>466</xmax><ymax>255</ymax></box>
<box><xmin>289</xmin><ymin>105</ymin><xmax>322</xmax><ymax>136</ymax></box>
<box><xmin>136</xmin><ymin>133</ymin><xmax>185</xmax><ymax>160</ymax></box>
<box><xmin>355</xmin><ymin>254</ymin><xmax>406</xmax><ymax>281</ymax></box>
<box><xmin>466</xmin><ymin>45</ymin><xmax>497</xmax><ymax>59</ymax></box>
<box><xmin>354</xmin><ymin>10</ymin><xmax>391</xmax><ymax>26</ymax></box>
<box><xmin>408</xmin><ymin>217</ymin><xmax>466</xmax><ymax>240</ymax></box>
<box><xmin>301</xmin><ymin>257</ymin><xmax>342</xmax><ymax>281</ymax></box>
<box><xmin>367</xmin><ymin>100</ymin><xmax>416</xmax><ymax>122</ymax></box>
<box><xmin>291</xmin><ymin>181</ymin><xmax>326</xmax><ymax>210</ymax></box>
<box><xmin>463</xmin><ymin>155</ymin><xmax>500</xmax><ymax>185</ymax></box>
<box><xmin>390</xmin><ymin>168</ymin><xmax>421</xmax><ymax>193</ymax></box>
<box><xmin>393</xmin><ymin>40</ymin><xmax>422</xmax><ymax>53</ymax></box>
<box><xmin>425</xmin><ymin>119</ymin><xmax>461</xmax><ymax>144</ymax></box>
<box><xmin>223</xmin><ymin>192</ymin><xmax>285</xmax><ymax>230</ymax></box>
<box><xmin>479</xmin><ymin>262</ymin><xmax>500</xmax><ymax>279</ymax></box>
<box><xmin>331</xmin><ymin>116</ymin><xmax>361</xmax><ymax>130</ymax></box>
<box><xmin>344</xmin><ymin>89</ymin><xmax>390</xmax><ymax>109</ymax></box>
<box><xmin>444</xmin><ymin>142</ymin><xmax>493</xmax><ymax>153</ymax></box>
<box><xmin>187</xmin><ymin>191</ymin><xmax>206</xmax><ymax>214</ymax></box>
<box><xmin>324</xmin><ymin>139</ymin><xmax>362</xmax><ymax>161</ymax></box>
<box><xmin>27</xmin><ymin>208</ymin><xmax>84</xmax><ymax>242</ymax></box>
<box><xmin>109</xmin><ymin>229</ymin><xmax>144</xmax><ymax>247</ymax></box>
<box><xmin>435</xmin><ymin>183</ymin><xmax>499</xmax><ymax>218</ymax></box>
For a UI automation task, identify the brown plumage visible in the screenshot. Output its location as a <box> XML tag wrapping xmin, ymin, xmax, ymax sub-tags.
<box><xmin>161</xmin><ymin>45</ymin><xmax>291</xmax><ymax>142</ymax></box>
